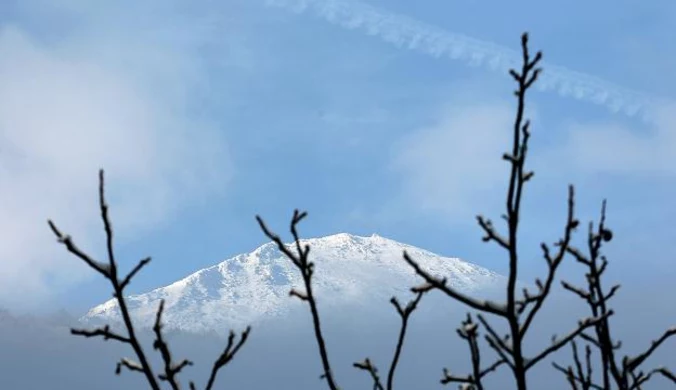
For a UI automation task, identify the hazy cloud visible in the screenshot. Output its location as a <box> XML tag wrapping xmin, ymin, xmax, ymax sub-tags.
<box><xmin>391</xmin><ymin>100</ymin><xmax>516</xmax><ymax>220</ymax></box>
<box><xmin>548</xmin><ymin>101</ymin><xmax>676</xmax><ymax>177</ymax></box>
<box><xmin>0</xmin><ymin>15</ymin><xmax>231</xmax><ymax>309</ymax></box>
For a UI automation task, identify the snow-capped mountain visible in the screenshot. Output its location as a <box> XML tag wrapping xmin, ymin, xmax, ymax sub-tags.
<box><xmin>81</xmin><ymin>233</ymin><xmax>505</xmax><ymax>333</ymax></box>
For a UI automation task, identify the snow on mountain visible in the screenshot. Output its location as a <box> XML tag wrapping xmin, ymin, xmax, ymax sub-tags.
<box><xmin>81</xmin><ymin>233</ymin><xmax>506</xmax><ymax>333</ymax></box>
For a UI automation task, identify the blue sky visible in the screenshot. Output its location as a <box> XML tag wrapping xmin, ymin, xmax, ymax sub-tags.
<box><xmin>0</xmin><ymin>0</ymin><xmax>674</xmax><ymax>315</ymax></box>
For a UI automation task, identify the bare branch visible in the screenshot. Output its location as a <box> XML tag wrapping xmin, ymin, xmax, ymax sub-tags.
<box><xmin>354</xmin><ymin>289</ymin><xmax>424</xmax><ymax>390</ymax></box>
<box><xmin>205</xmin><ymin>326</ymin><xmax>252</xmax><ymax>390</ymax></box>
<box><xmin>520</xmin><ymin>185</ymin><xmax>577</xmax><ymax>337</ymax></box>
<box><xmin>402</xmin><ymin>251</ymin><xmax>507</xmax><ymax>316</ymax></box>
<box><xmin>553</xmin><ymin>341</ymin><xmax>604</xmax><ymax>390</ymax></box>
<box><xmin>526</xmin><ymin>312</ymin><xmax>613</xmax><ymax>370</ymax></box>
<box><xmin>552</xmin><ymin>363</ymin><xmax>605</xmax><ymax>390</ymax></box>
<box><xmin>476</xmin><ymin>314</ymin><xmax>513</xmax><ymax>356</ymax></box>
<box><xmin>444</xmin><ymin>313</ymin><xmax>507</xmax><ymax>390</ymax></box>
<box><xmin>257</xmin><ymin>211</ymin><xmax>339</xmax><ymax>390</ymax></box>
<box><xmin>561</xmin><ymin>280</ymin><xmax>591</xmax><ymax>302</ymax></box>
<box><xmin>654</xmin><ymin>367</ymin><xmax>676</xmax><ymax>383</ymax></box>
<box><xmin>47</xmin><ymin>220</ymin><xmax>111</xmax><ymax>278</ymax></box>
<box><xmin>152</xmin><ymin>300</ymin><xmax>194</xmax><ymax>390</ymax></box>
<box><xmin>477</xmin><ymin>216</ymin><xmax>510</xmax><ymax>249</ymax></box>
<box><xmin>484</xmin><ymin>334</ymin><xmax>514</xmax><ymax>370</ymax></box>
<box><xmin>383</xmin><ymin>293</ymin><xmax>424</xmax><ymax>390</ymax></box>
<box><xmin>71</xmin><ymin>325</ymin><xmax>131</xmax><ymax>344</ymax></box>
<box><xmin>116</xmin><ymin>358</ymin><xmax>145</xmax><ymax>375</ymax></box>
<box><xmin>49</xmin><ymin>169</ymin><xmax>161</xmax><ymax>390</ymax></box>
<box><xmin>624</xmin><ymin>327</ymin><xmax>676</xmax><ymax>372</ymax></box>
<box><xmin>51</xmin><ymin>169</ymin><xmax>252</xmax><ymax>390</ymax></box>
<box><xmin>353</xmin><ymin>358</ymin><xmax>385</xmax><ymax>390</ymax></box>
<box><xmin>120</xmin><ymin>257</ymin><xmax>152</xmax><ymax>291</ymax></box>
<box><xmin>440</xmin><ymin>369</ymin><xmax>474</xmax><ymax>387</ymax></box>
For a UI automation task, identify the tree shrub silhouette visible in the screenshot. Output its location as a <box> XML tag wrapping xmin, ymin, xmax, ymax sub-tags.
<box><xmin>48</xmin><ymin>170</ymin><xmax>250</xmax><ymax>390</ymax></box>
<box><xmin>552</xmin><ymin>200</ymin><xmax>676</xmax><ymax>389</ymax></box>
<box><xmin>49</xmin><ymin>33</ymin><xmax>674</xmax><ymax>390</ymax></box>
<box><xmin>256</xmin><ymin>33</ymin><xmax>676</xmax><ymax>390</ymax></box>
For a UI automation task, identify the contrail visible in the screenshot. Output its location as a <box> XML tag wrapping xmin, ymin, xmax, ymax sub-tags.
<box><xmin>266</xmin><ymin>0</ymin><xmax>670</xmax><ymax>122</ymax></box>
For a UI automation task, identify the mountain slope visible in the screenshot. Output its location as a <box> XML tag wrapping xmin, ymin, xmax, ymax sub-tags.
<box><xmin>81</xmin><ymin>233</ymin><xmax>505</xmax><ymax>333</ymax></box>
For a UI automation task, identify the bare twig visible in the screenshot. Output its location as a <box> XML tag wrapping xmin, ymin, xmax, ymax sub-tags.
<box><xmin>353</xmin><ymin>358</ymin><xmax>385</xmax><ymax>390</ymax></box>
<box><xmin>153</xmin><ymin>300</ymin><xmax>194</xmax><ymax>390</ymax></box>
<box><xmin>402</xmin><ymin>252</ymin><xmax>507</xmax><ymax>316</ymax></box>
<box><xmin>401</xmin><ymin>33</ymin><xmax>594</xmax><ymax>390</ymax></box>
<box><xmin>525</xmin><ymin>312</ymin><xmax>612</xmax><ymax>370</ymax></box>
<box><xmin>50</xmin><ymin>169</ymin><xmax>251</xmax><ymax>390</ymax></box>
<box><xmin>441</xmin><ymin>313</ymin><xmax>507</xmax><ymax>390</ymax></box>
<box><xmin>384</xmin><ymin>293</ymin><xmax>424</xmax><ymax>390</ymax></box>
<box><xmin>48</xmin><ymin>170</ymin><xmax>161</xmax><ymax>390</ymax></box>
<box><xmin>552</xmin><ymin>341</ymin><xmax>604</xmax><ymax>390</ymax></box>
<box><xmin>519</xmin><ymin>185</ymin><xmax>578</xmax><ymax>338</ymax></box>
<box><xmin>560</xmin><ymin>200</ymin><xmax>676</xmax><ymax>389</ymax></box>
<box><xmin>353</xmin><ymin>292</ymin><xmax>425</xmax><ymax>390</ymax></box>
<box><xmin>257</xmin><ymin>210</ymin><xmax>339</xmax><ymax>390</ymax></box>
<box><xmin>205</xmin><ymin>326</ymin><xmax>252</xmax><ymax>390</ymax></box>
<box><xmin>624</xmin><ymin>327</ymin><xmax>676</xmax><ymax>372</ymax></box>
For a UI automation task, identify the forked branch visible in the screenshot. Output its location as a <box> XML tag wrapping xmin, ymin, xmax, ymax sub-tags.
<box><xmin>354</xmin><ymin>292</ymin><xmax>424</xmax><ymax>390</ymax></box>
<box><xmin>50</xmin><ymin>169</ymin><xmax>251</xmax><ymax>390</ymax></box>
<box><xmin>257</xmin><ymin>210</ymin><xmax>340</xmax><ymax>390</ymax></box>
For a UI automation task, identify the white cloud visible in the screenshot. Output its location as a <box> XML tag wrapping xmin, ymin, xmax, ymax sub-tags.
<box><xmin>543</xmin><ymin>101</ymin><xmax>676</xmax><ymax>177</ymax></box>
<box><xmin>0</xmin><ymin>21</ymin><xmax>231</xmax><ymax>309</ymax></box>
<box><xmin>390</xmin><ymin>82</ymin><xmax>676</xmax><ymax>226</ymax></box>
<box><xmin>391</xmin><ymin>100</ymin><xmax>516</xmax><ymax>220</ymax></box>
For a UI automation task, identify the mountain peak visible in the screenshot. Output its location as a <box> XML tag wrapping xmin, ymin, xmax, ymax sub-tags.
<box><xmin>82</xmin><ymin>233</ymin><xmax>505</xmax><ymax>333</ymax></box>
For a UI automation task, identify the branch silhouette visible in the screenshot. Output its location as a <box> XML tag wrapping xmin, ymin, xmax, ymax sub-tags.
<box><xmin>400</xmin><ymin>33</ymin><xmax>611</xmax><ymax>390</ymax></box>
<box><xmin>49</xmin><ymin>169</ymin><xmax>250</xmax><ymax>390</ymax></box>
<box><xmin>353</xmin><ymin>292</ymin><xmax>424</xmax><ymax>390</ymax></box>
<box><xmin>257</xmin><ymin>210</ymin><xmax>340</xmax><ymax>390</ymax></box>
<box><xmin>440</xmin><ymin>314</ymin><xmax>506</xmax><ymax>390</ymax></box>
<box><xmin>555</xmin><ymin>200</ymin><xmax>676</xmax><ymax>389</ymax></box>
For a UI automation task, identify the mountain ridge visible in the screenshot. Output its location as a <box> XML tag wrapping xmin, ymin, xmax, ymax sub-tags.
<box><xmin>81</xmin><ymin>233</ymin><xmax>506</xmax><ymax>333</ymax></box>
